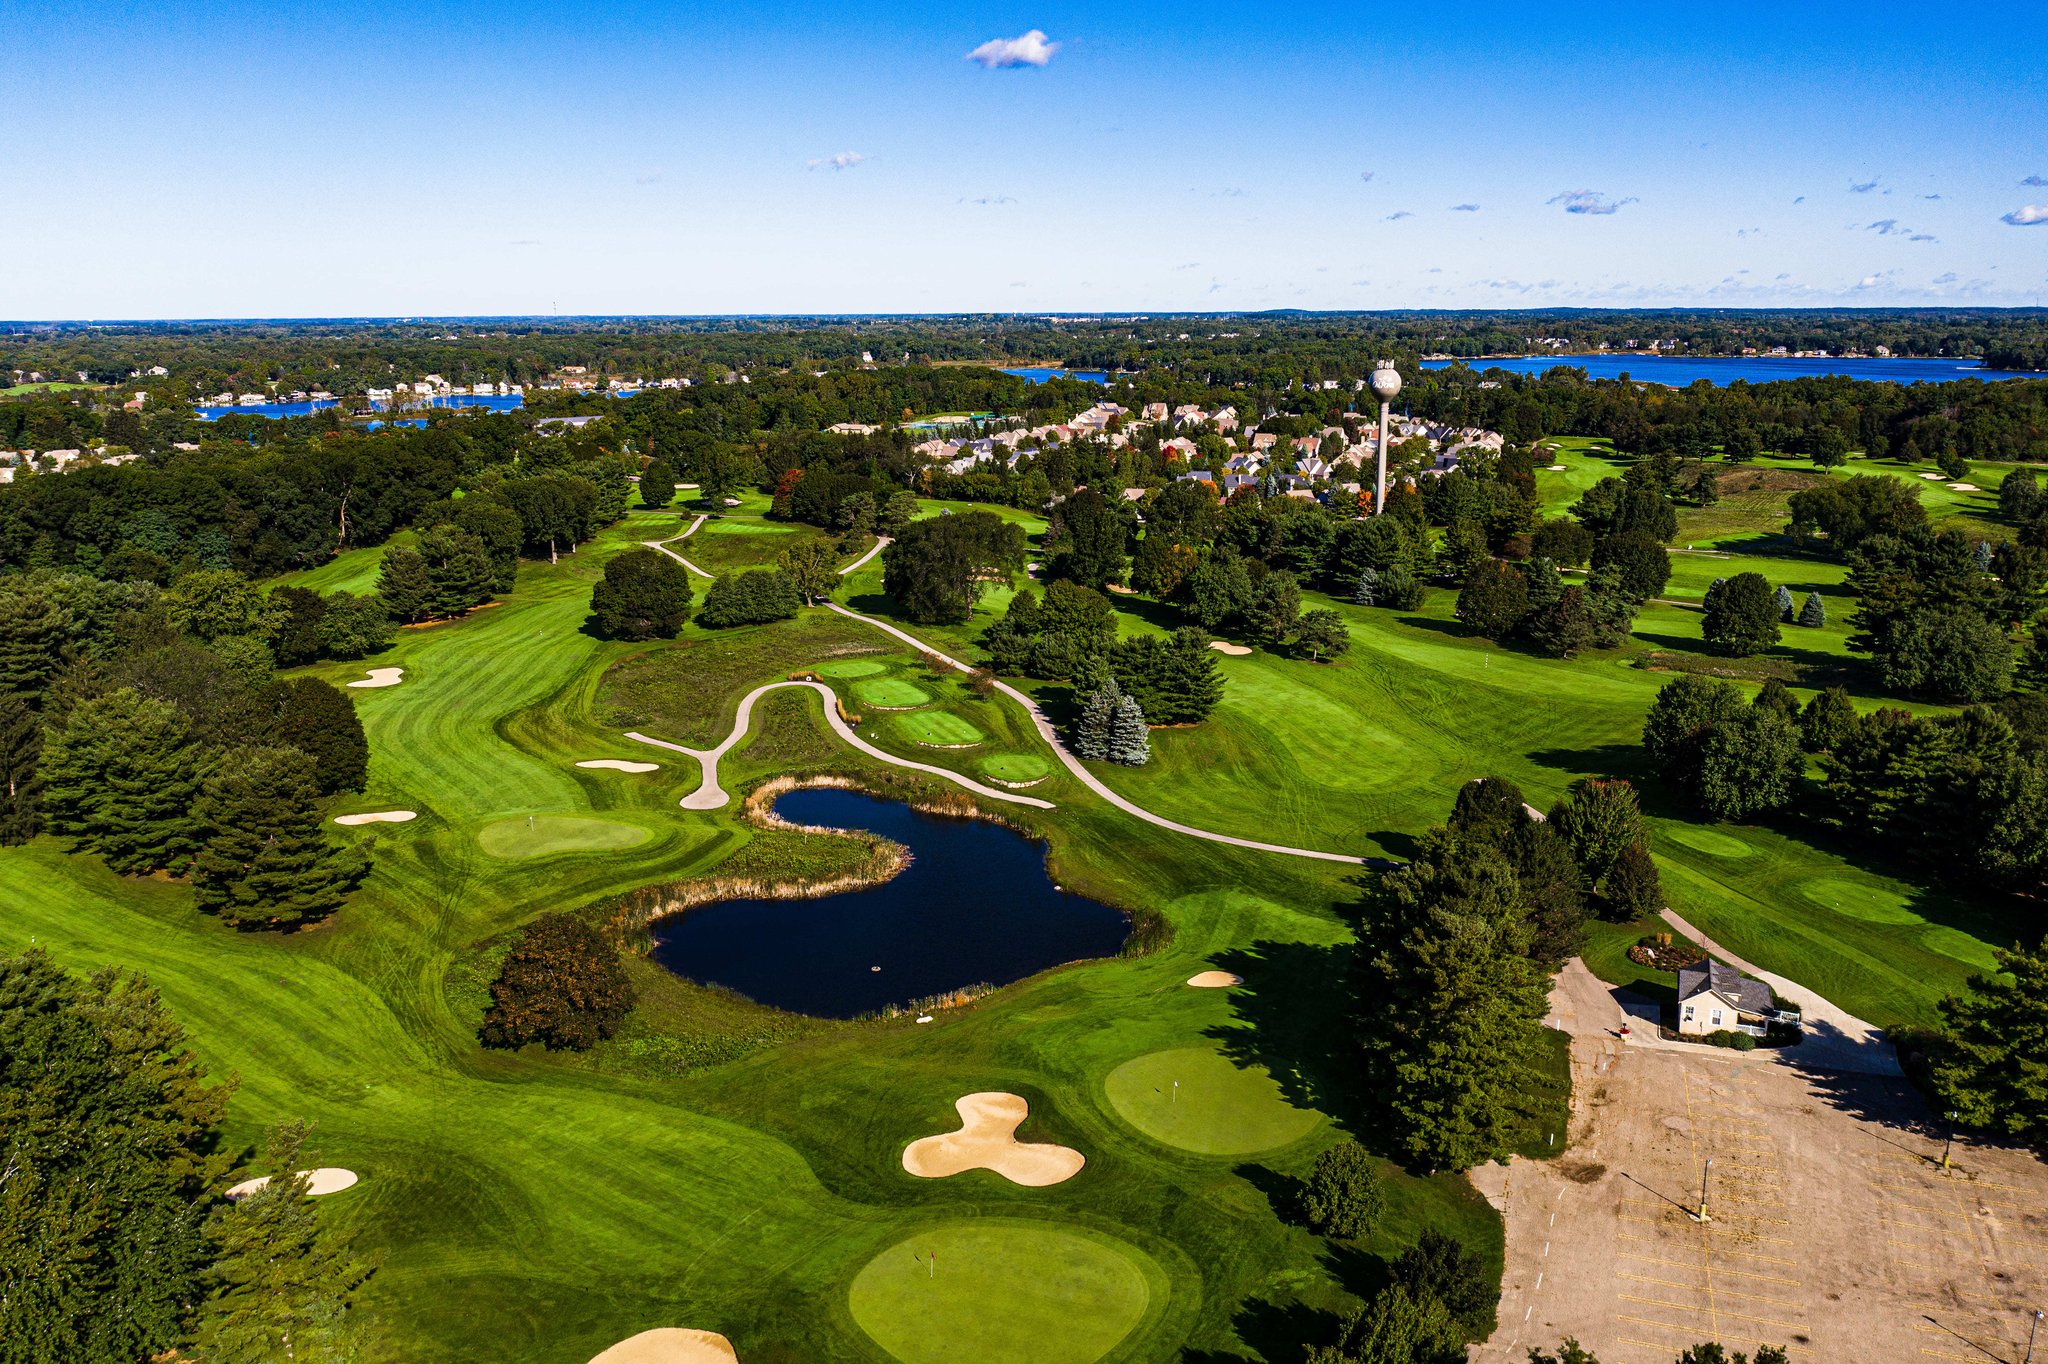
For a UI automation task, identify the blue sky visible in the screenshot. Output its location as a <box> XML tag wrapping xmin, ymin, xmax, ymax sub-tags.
<box><xmin>3</xmin><ymin>0</ymin><xmax>2045</xmax><ymax>317</ymax></box>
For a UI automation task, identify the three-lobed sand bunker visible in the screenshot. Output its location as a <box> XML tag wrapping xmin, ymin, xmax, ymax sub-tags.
<box><xmin>903</xmin><ymin>1092</ymin><xmax>1085</xmax><ymax>1187</ymax></box>
<box><xmin>588</xmin><ymin>1328</ymin><xmax>738</xmax><ymax>1364</ymax></box>
<box><xmin>577</xmin><ymin>759</ymin><xmax>662</xmax><ymax>773</ymax></box>
<box><xmin>347</xmin><ymin>667</ymin><xmax>405</xmax><ymax>689</ymax></box>
<box><xmin>1186</xmin><ymin>970</ymin><xmax>1243</xmax><ymax>988</ymax></box>
<box><xmin>227</xmin><ymin>1167</ymin><xmax>359</xmax><ymax>1199</ymax></box>
<box><xmin>333</xmin><ymin>810</ymin><xmax>417</xmax><ymax>826</ymax></box>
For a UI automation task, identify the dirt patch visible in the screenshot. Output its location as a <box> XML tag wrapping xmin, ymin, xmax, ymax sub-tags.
<box><xmin>1557</xmin><ymin>1159</ymin><xmax>1607</xmax><ymax>1184</ymax></box>
<box><xmin>1715</xmin><ymin>466</ymin><xmax>1827</xmax><ymax>497</ymax></box>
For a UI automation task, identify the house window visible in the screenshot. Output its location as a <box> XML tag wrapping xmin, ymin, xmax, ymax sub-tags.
<box><xmin>1710</xmin><ymin>1009</ymin><xmax>1724</xmax><ymax>1028</ymax></box>
<box><xmin>1682</xmin><ymin>1005</ymin><xmax>1695</xmax><ymax>1023</ymax></box>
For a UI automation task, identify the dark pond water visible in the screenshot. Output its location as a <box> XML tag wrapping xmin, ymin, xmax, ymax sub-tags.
<box><xmin>649</xmin><ymin>788</ymin><xmax>1128</xmax><ymax>1018</ymax></box>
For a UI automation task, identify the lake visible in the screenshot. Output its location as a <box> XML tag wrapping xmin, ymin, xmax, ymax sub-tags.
<box><xmin>193</xmin><ymin>393</ymin><xmax>526</xmax><ymax>421</ymax></box>
<box><xmin>1002</xmin><ymin>367</ymin><xmax>1113</xmax><ymax>384</ymax></box>
<box><xmin>1419</xmin><ymin>354</ymin><xmax>2048</xmax><ymax>387</ymax></box>
<box><xmin>648</xmin><ymin>788</ymin><xmax>1128</xmax><ymax>1018</ymax></box>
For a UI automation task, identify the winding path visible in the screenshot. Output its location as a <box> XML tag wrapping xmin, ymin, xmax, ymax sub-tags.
<box><xmin>822</xmin><ymin>603</ymin><xmax>1368</xmax><ymax>865</ymax></box>
<box><xmin>626</xmin><ymin>680</ymin><xmax>1054</xmax><ymax>812</ymax></box>
<box><xmin>838</xmin><ymin>534</ymin><xmax>891</xmax><ymax>575</ymax></box>
<box><xmin>643</xmin><ymin>514</ymin><xmax>713</xmax><ymax>578</ymax></box>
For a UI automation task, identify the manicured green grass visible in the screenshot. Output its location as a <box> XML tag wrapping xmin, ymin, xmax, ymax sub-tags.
<box><xmin>813</xmin><ymin>659</ymin><xmax>888</xmax><ymax>679</ymax></box>
<box><xmin>892</xmin><ymin>709</ymin><xmax>986</xmax><ymax>746</ymax></box>
<box><xmin>847</xmin><ymin>1221</ymin><xmax>1161</xmax><ymax>1364</ymax></box>
<box><xmin>854</xmin><ymin>677</ymin><xmax>932</xmax><ymax>709</ymax></box>
<box><xmin>476</xmin><ymin>815</ymin><xmax>651</xmax><ymax>859</ymax></box>
<box><xmin>1104</xmin><ymin>1047</ymin><xmax>1324</xmax><ymax>1156</ymax></box>
<box><xmin>981</xmin><ymin>752</ymin><xmax>1053</xmax><ymax>783</ymax></box>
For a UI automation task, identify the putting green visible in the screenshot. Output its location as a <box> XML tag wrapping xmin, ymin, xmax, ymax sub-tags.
<box><xmin>1663</xmin><ymin>826</ymin><xmax>1753</xmax><ymax>860</ymax></box>
<box><xmin>476</xmin><ymin>816</ymin><xmax>650</xmax><ymax>860</ymax></box>
<box><xmin>1104</xmin><ymin>1046</ymin><xmax>1322</xmax><ymax>1155</ymax></box>
<box><xmin>848</xmin><ymin>1221</ymin><xmax>1157</xmax><ymax>1364</ymax></box>
<box><xmin>1796</xmin><ymin>876</ymin><xmax>1916</xmax><ymax>924</ymax></box>
<box><xmin>855</xmin><ymin>677</ymin><xmax>931</xmax><ymax>708</ymax></box>
<box><xmin>811</xmin><ymin>658</ymin><xmax>888</xmax><ymax>679</ymax></box>
<box><xmin>893</xmin><ymin>710</ymin><xmax>986</xmax><ymax>746</ymax></box>
<box><xmin>980</xmin><ymin>752</ymin><xmax>1053</xmax><ymax>783</ymax></box>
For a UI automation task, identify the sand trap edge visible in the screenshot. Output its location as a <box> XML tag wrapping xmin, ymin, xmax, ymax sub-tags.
<box><xmin>587</xmin><ymin>1327</ymin><xmax>739</xmax><ymax>1364</ymax></box>
<box><xmin>334</xmin><ymin>810</ymin><xmax>417</xmax><ymax>826</ymax></box>
<box><xmin>1187</xmin><ymin>970</ymin><xmax>1244</xmax><ymax>988</ymax></box>
<box><xmin>901</xmin><ymin>1091</ymin><xmax>1085</xmax><ymax>1188</ymax></box>
<box><xmin>1208</xmin><ymin>641</ymin><xmax>1252</xmax><ymax>656</ymax></box>
<box><xmin>577</xmin><ymin>759</ymin><xmax>662</xmax><ymax>773</ymax></box>
<box><xmin>346</xmin><ymin>667</ymin><xmax>405</xmax><ymax>689</ymax></box>
<box><xmin>227</xmin><ymin>1167</ymin><xmax>358</xmax><ymax>1199</ymax></box>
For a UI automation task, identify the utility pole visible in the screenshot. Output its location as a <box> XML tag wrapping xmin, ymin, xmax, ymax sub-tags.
<box><xmin>1695</xmin><ymin>1158</ymin><xmax>1714</xmax><ymax>1223</ymax></box>
<box><xmin>1369</xmin><ymin>361</ymin><xmax>1401</xmax><ymax>515</ymax></box>
<box><xmin>1942</xmin><ymin>1111</ymin><xmax>1958</xmax><ymax>1172</ymax></box>
<box><xmin>2025</xmin><ymin>1308</ymin><xmax>2041</xmax><ymax>1363</ymax></box>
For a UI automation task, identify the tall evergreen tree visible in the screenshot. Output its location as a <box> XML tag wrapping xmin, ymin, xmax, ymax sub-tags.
<box><xmin>1071</xmin><ymin>679</ymin><xmax>1121</xmax><ymax>761</ymax></box>
<box><xmin>1799</xmin><ymin>685</ymin><xmax>1857</xmax><ymax>752</ymax></box>
<box><xmin>1546</xmin><ymin>778</ymin><xmax>1645</xmax><ymax>891</ymax></box>
<box><xmin>1603</xmin><ymin>840</ymin><xmax>1664</xmax><ymax>917</ymax></box>
<box><xmin>1933</xmin><ymin>937</ymin><xmax>2048</xmax><ymax>1144</ymax></box>
<box><xmin>0</xmin><ymin>949</ymin><xmax>233</xmax><ymax>1361</ymax></box>
<box><xmin>0</xmin><ymin>581</ymin><xmax>70</xmax><ymax>700</ymax></box>
<box><xmin>191</xmin><ymin>746</ymin><xmax>369</xmax><ymax>928</ymax></box>
<box><xmin>199</xmin><ymin>1121</ymin><xmax>376</xmax><ymax>1363</ymax></box>
<box><xmin>40</xmin><ymin>688</ymin><xmax>212</xmax><ymax>874</ymax></box>
<box><xmin>262</xmin><ymin>679</ymin><xmax>370</xmax><ymax>795</ymax></box>
<box><xmin>1355</xmin><ymin>832</ymin><xmax>1552</xmax><ymax>1170</ymax></box>
<box><xmin>1797</xmin><ymin>590</ymin><xmax>1828</xmax><ymax>629</ymax></box>
<box><xmin>0</xmin><ymin>691</ymin><xmax>44</xmax><ymax>844</ymax></box>
<box><xmin>416</xmin><ymin>525</ymin><xmax>495</xmax><ymax>618</ymax></box>
<box><xmin>1108</xmin><ymin>692</ymin><xmax>1151</xmax><ymax>766</ymax></box>
<box><xmin>376</xmin><ymin>547</ymin><xmax>433</xmax><ymax>624</ymax></box>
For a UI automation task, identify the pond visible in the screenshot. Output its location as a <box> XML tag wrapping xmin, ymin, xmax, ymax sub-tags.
<box><xmin>648</xmin><ymin>788</ymin><xmax>1128</xmax><ymax>1018</ymax></box>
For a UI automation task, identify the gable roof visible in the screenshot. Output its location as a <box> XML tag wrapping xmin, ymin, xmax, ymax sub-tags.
<box><xmin>1676</xmin><ymin>960</ymin><xmax>1773</xmax><ymax>1015</ymax></box>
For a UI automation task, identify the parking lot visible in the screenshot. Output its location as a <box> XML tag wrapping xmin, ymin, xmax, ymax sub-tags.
<box><xmin>1476</xmin><ymin>987</ymin><xmax>2048</xmax><ymax>1363</ymax></box>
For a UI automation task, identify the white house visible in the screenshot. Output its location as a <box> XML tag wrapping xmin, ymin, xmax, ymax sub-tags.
<box><xmin>1676</xmin><ymin>961</ymin><xmax>1774</xmax><ymax>1037</ymax></box>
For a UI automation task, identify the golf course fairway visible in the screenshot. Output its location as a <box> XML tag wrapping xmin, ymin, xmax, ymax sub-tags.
<box><xmin>848</xmin><ymin>1221</ymin><xmax>1161</xmax><ymax>1364</ymax></box>
<box><xmin>1104</xmin><ymin>1046</ymin><xmax>1323</xmax><ymax>1156</ymax></box>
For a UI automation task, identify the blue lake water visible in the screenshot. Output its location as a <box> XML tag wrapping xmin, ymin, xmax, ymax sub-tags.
<box><xmin>648</xmin><ymin>788</ymin><xmax>1128</xmax><ymax>1018</ymax></box>
<box><xmin>1002</xmin><ymin>367</ymin><xmax>1113</xmax><ymax>384</ymax></box>
<box><xmin>1419</xmin><ymin>354</ymin><xmax>2048</xmax><ymax>387</ymax></box>
<box><xmin>194</xmin><ymin>393</ymin><xmax>526</xmax><ymax>421</ymax></box>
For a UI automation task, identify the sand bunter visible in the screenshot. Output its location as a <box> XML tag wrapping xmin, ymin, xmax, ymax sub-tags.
<box><xmin>902</xmin><ymin>1092</ymin><xmax>1085</xmax><ymax>1186</ymax></box>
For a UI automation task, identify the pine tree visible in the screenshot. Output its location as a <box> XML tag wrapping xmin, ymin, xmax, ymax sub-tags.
<box><xmin>417</xmin><ymin>525</ymin><xmax>495</xmax><ymax>617</ymax></box>
<box><xmin>0</xmin><ymin>691</ymin><xmax>43</xmax><ymax>844</ymax></box>
<box><xmin>199</xmin><ymin>1121</ymin><xmax>376</xmax><ymax>1364</ymax></box>
<box><xmin>1353</xmin><ymin>567</ymin><xmax>1379</xmax><ymax>606</ymax></box>
<box><xmin>1798</xmin><ymin>590</ymin><xmax>1827</xmax><ymax>629</ymax></box>
<box><xmin>376</xmin><ymin>547</ymin><xmax>433</xmax><ymax>623</ymax></box>
<box><xmin>1933</xmin><ymin>937</ymin><xmax>2048</xmax><ymax>1144</ymax></box>
<box><xmin>1108</xmin><ymin>692</ymin><xmax>1151</xmax><ymax>766</ymax></box>
<box><xmin>1774</xmin><ymin>584</ymin><xmax>1796</xmax><ymax>622</ymax></box>
<box><xmin>263</xmin><ymin>678</ymin><xmax>369</xmax><ymax>795</ymax></box>
<box><xmin>191</xmin><ymin>746</ymin><xmax>368</xmax><ymax>928</ymax></box>
<box><xmin>40</xmin><ymin>688</ymin><xmax>212</xmax><ymax>874</ymax></box>
<box><xmin>0</xmin><ymin>582</ymin><xmax>70</xmax><ymax>700</ymax></box>
<box><xmin>1071</xmin><ymin>679</ymin><xmax>1120</xmax><ymax>760</ymax></box>
<box><xmin>1603</xmin><ymin>840</ymin><xmax>1664</xmax><ymax>917</ymax></box>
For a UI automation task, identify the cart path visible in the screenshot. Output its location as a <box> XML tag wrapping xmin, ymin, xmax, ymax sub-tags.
<box><xmin>838</xmin><ymin>535</ymin><xmax>891</xmax><ymax>575</ymax></box>
<box><xmin>822</xmin><ymin>603</ymin><xmax>1369</xmax><ymax>865</ymax></box>
<box><xmin>642</xmin><ymin>513</ymin><xmax>713</xmax><ymax>578</ymax></box>
<box><xmin>625</xmin><ymin>679</ymin><xmax>1054</xmax><ymax>812</ymax></box>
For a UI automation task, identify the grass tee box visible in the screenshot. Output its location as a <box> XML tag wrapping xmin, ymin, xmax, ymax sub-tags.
<box><xmin>892</xmin><ymin>710</ymin><xmax>985</xmax><ymax>746</ymax></box>
<box><xmin>854</xmin><ymin>677</ymin><xmax>931</xmax><ymax>709</ymax></box>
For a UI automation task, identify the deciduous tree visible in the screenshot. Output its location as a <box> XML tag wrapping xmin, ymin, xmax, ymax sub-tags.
<box><xmin>589</xmin><ymin>548</ymin><xmax>693</xmax><ymax>640</ymax></box>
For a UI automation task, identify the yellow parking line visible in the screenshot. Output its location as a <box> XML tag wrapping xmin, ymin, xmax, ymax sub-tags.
<box><xmin>1616</xmin><ymin>1249</ymin><xmax>1801</xmax><ymax>1286</ymax></box>
<box><xmin>1617</xmin><ymin>1328</ymin><xmax>1811</xmax><ymax>1354</ymax></box>
<box><xmin>1622</xmin><ymin>1295</ymin><xmax>1804</xmax><ymax>1330</ymax></box>
<box><xmin>1618</xmin><ymin>1271</ymin><xmax>1707</xmax><ymax>1292</ymax></box>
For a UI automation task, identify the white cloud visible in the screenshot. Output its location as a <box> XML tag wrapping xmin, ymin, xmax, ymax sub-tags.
<box><xmin>2002</xmin><ymin>204</ymin><xmax>2048</xmax><ymax>226</ymax></box>
<box><xmin>1449</xmin><ymin>203</ymin><xmax>1480</xmax><ymax>212</ymax></box>
<box><xmin>1549</xmin><ymin>189</ymin><xmax>1636</xmax><ymax>215</ymax></box>
<box><xmin>1386</xmin><ymin>210</ymin><xmax>1414</xmax><ymax>221</ymax></box>
<box><xmin>807</xmin><ymin>152</ymin><xmax>868</xmax><ymax>172</ymax></box>
<box><xmin>966</xmin><ymin>30</ymin><xmax>1058</xmax><ymax>68</ymax></box>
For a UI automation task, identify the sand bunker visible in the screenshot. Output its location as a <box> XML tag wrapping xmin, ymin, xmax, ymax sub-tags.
<box><xmin>1547</xmin><ymin>463</ymin><xmax>1568</xmax><ymax>471</ymax></box>
<box><xmin>227</xmin><ymin>1167</ymin><xmax>358</xmax><ymax>1199</ymax></box>
<box><xmin>902</xmin><ymin>1092</ymin><xmax>1084</xmax><ymax>1187</ymax></box>
<box><xmin>346</xmin><ymin>667</ymin><xmax>404</xmax><ymax>689</ymax></box>
<box><xmin>588</xmin><ymin>1329</ymin><xmax>738</xmax><ymax>1364</ymax></box>
<box><xmin>1918</xmin><ymin>472</ymin><xmax>1943</xmax><ymax>480</ymax></box>
<box><xmin>1947</xmin><ymin>482</ymin><xmax>1979</xmax><ymax>492</ymax></box>
<box><xmin>333</xmin><ymin>810</ymin><xmax>416</xmax><ymax>826</ymax></box>
<box><xmin>1186</xmin><ymin>971</ymin><xmax>1243</xmax><ymax>988</ymax></box>
<box><xmin>1208</xmin><ymin>641</ymin><xmax>1252</xmax><ymax>656</ymax></box>
<box><xmin>577</xmin><ymin>759</ymin><xmax>662</xmax><ymax>773</ymax></box>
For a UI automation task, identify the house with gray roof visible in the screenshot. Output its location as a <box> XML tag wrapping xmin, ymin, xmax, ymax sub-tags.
<box><xmin>1676</xmin><ymin>960</ymin><xmax>1773</xmax><ymax>1036</ymax></box>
